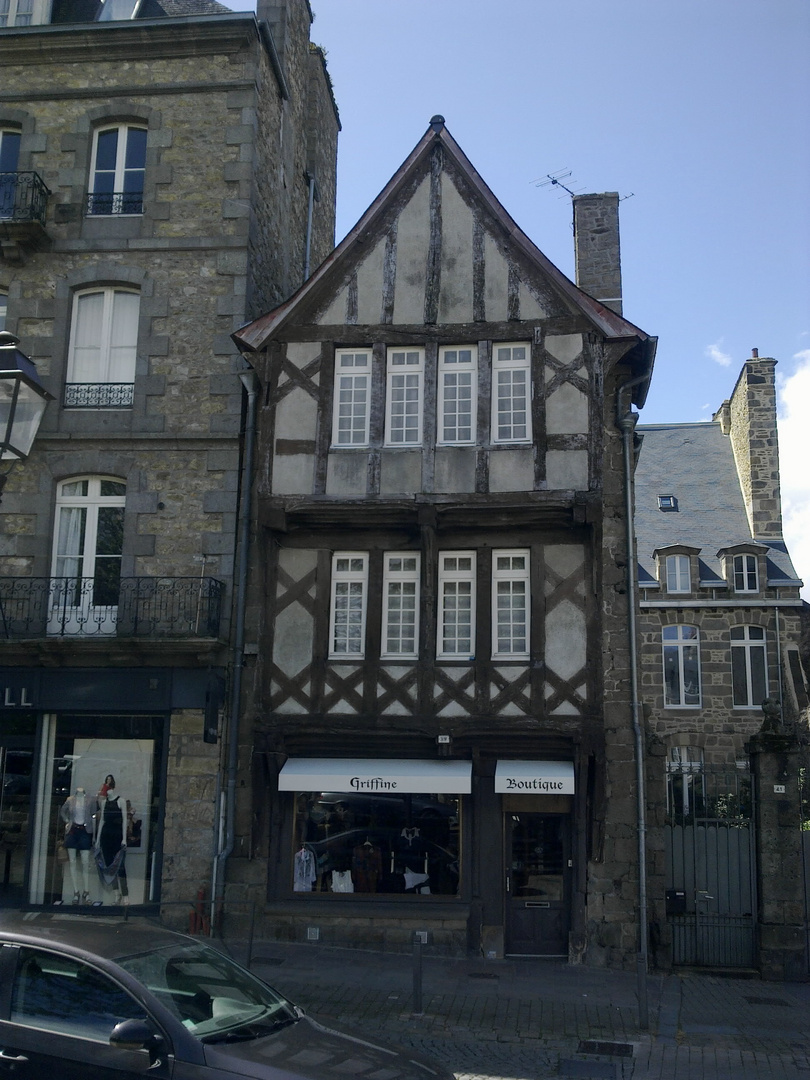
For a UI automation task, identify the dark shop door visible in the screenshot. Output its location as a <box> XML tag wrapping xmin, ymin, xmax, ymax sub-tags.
<box><xmin>505</xmin><ymin>812</ymin><xmax>570</xmax><ymax>956</ymax></box>
<box><xmin>0</xmin><ymin>713</ymin><xmax>37</xmax><ymax>906</ymax></box>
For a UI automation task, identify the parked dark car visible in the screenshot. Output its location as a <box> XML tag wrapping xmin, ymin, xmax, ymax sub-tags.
<box><xmin>0</xmin><ymin>912</ymin><xmax>453</xmax><ymax>1079</ymax></box>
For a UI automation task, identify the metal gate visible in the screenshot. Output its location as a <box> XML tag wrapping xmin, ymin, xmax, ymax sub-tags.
<box><xmin>665</xmin><ymin>759</ymin><xmax>756</xmax><ymax>969</ymax></box>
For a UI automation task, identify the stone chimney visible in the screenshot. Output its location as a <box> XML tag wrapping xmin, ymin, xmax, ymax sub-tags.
<box><xmin>715</xmin><ymin>354</ymin><xmax>783</xmax><ymax>542</ymax></box>
<box><xmin>572</xmin><ymin>193</ymin><xmax>622</xmax><ymax>315</ymax></box>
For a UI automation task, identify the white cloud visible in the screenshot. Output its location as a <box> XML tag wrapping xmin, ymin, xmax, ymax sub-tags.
<box><xmin>777</xmin><ymin>350</ymin><xmax>810</xmax><ymax>601</ymax></box>
<box><xmin>706</xmin><ymin>341</ymin><xmax>732</xmax><ymax>367</ymax></box>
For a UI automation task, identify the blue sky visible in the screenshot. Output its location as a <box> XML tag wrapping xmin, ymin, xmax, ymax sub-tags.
<box><xmin>228</xmin><ymin>0</ymin><xmax>810</xmax><ymax>594</ymax></box>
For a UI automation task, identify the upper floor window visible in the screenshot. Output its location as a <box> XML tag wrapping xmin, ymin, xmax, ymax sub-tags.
<box><xmin>382</xmin><ymin>553</ymin><xmax>420</xmax><ymax>659</ymax></box>
<box><xmin>437</xmin><ymin>551</ymin><xmax>476</xmax><ymax>660</ymax></box>
<box><xmin>65</xmin><ymin>287</ymin><xmax>139</xmax><ymax>408</ymax></box>
<box><xmin>733</xmin><ymin>554</ymin><xmax>758</xmax><ymax>593</ymax></box>
<box><xmin>88</xmin><ymin>125</ymin><xmax>146</xmax><ymax>216</ymax></box>
<box><xmin>329</xmin><ymin>553</ymin><xmax>367</xmax><ymax>659</ymax></box>
<box><xmin>438</xmin><ymin>345</ymin><xmax>477</xmax><ymax>444</ymax></box>
<box><xmin>492</xmin><ymin>343</ymin><xmax>531</xmax><ymax>443</ymax></box>
<box><xmin>332</xmin><ymin>350</ymin><xmax>370</xmax><ymax>447</ymax></box>
<box><xmin>0</xmin><ymin>0</ymin><xmax>41</xmax><ymax>25</ymax></box>
<box><xmin>0</xmin><ymin>129</ymin><xmax>21</xmax><ymax>220</ymax></box>
<box><xmin>662</xmin><ymin>625</ymin><xmax>700</xmax><ymax>707</ymax></box>
<box><xmin>665</xmin><ymin>554</ymin><xmax>690</xmax><ymax>593</ymax></box>
<box><xmin>492</xmin><ymin>549</ymin><xmax>530</xmax><ymax>659</ymax></box>
<box><xmin>731</xmin><ymin>626</ymin><xmax>768</xmax><ymax>708</ymax></box>
<box><xmin>385</xmin><ymin>348</ymin><xmax>424</xmax><ymax>446</ymax></box>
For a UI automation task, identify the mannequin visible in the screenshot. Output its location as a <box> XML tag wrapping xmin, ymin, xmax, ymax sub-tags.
<box><xmin>94</xmin><ymin>774</ymin><xmax>130</xmax><ymax>905</ymax></box>
<box><xmin>59</xmin><ymin>787</ymin><xmax>96</xmax><ymax>903</ymax></box>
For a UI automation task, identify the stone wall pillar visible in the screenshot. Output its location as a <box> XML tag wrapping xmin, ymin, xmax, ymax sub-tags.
<box><xmin>749</xmin><ymin>731</ymin><xmax>808</xmax><ymax>980</ymax></box>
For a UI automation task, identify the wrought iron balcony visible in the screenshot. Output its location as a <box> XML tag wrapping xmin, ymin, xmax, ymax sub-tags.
<box><xmin>85</xmin><ymin>191</ymin><xmax>143</xmax><ymax>216</ymax></box>
<box><xmin>64</xmin><ymin>382</ymin><xmax>134</xmax><ymax>408</ymax></box>
<box><xmin>0</xmin><ymin>576</ymin><xmax>224</xmax><ymax>639</ymax></box>
<box><xmin>0</xmin><ymin>172</ymin><xmax>51</xmax><ymax>262</ymax></box>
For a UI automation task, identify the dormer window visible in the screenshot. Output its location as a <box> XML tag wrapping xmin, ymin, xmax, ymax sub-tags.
<box><xmin>665</xmin><ymin>554</ymin><xmax>690</xmax><ymax>594</ymax></box>
<box><xmin>733</xmin><ymin>554</ymin><xmax>758</xmax><ymax>593</ymax></box>
<box><xmin>657</xmin><ymin>494</ymin><xmax>678</xmax><ymax>512</ymax></box>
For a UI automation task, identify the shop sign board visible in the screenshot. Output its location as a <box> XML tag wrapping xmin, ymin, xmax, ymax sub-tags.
<box><xmin>278</xmin><ymin>757</ymin><xmax>472</xmax><ymax>794</ymax></box>
<box><xmin>494</xmin><ymin>759</ymin><xmax>575</xmax><ymax>794</ymax></box>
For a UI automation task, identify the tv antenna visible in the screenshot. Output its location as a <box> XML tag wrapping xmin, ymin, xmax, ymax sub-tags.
<box><xmin>531</xmin><ymin>169</ymin><xmax>585</xmax><ymax>199</ymax></box>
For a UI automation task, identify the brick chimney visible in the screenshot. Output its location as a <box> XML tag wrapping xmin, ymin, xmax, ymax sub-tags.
<box><xmin>714</xmin><ymin>354</ymin><xmax>783</xmax><ymax>542</ymax></box>
<box><xmin>573</xmin><ymin>193</ymin><xmax>622</xmax><ymax>316</ymax></box>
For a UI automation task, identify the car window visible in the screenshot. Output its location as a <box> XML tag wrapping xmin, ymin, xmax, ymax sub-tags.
<box><xmin>10</xmin><ymin>947</ymin><xmax>147</xmax><ymax>1042</ymax></box>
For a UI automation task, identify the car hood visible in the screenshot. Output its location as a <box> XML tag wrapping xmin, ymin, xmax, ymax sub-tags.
<box><xmin>202</xmin><ymin>1012</ymin><xmax>450</xmax><ymax>1079</ymax></box>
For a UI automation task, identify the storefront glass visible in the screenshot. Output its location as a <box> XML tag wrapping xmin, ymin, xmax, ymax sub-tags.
<box><xmin>292</xmin><ymin>791</ymin><xmax>460</xmax><ymax>896</ymax></box>
<box><xmin>0</xmin><ymin>713</ymin><xmax>37</xmax><ymax>905</ymax></box>
<box><xmin>28</xmin><ymin>714</ymin><xmax>165</xmax><ymax>907</ymax></box>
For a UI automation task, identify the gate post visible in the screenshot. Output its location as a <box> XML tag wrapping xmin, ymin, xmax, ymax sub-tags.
<box><xmin>748</xmin><ymin>724</ymin><xmax>807</xmax><ymax>981</ymax></box>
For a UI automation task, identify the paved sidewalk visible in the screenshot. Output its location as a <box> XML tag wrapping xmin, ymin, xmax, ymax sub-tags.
<box><xmin>224</xmin><ymin>937</ymin><xmax>810</xmax><ymax>1080</ymax></box>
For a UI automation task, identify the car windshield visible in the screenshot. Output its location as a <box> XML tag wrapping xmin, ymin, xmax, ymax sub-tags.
<box><xmin>117</xmin><ymin>941</ymin><xmax>297</xmax><ymax>1043</ymax></box>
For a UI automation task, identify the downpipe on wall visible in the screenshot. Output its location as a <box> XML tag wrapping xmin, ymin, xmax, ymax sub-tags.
<box><xmin>616</xmin><ymin>374</ymin><xmax>649</xmax><ymax>1031</ymax></box>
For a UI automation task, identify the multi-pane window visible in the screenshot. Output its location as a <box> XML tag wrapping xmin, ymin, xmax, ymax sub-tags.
<box><xmin>65</xmin><ymin>287</ymin><xmax>139</xmax><ymax>408</ymax></box>
<box><xmin>329</xmin><ymin>553</ymin><xmax>368</xmax><ymax>658</ymax></box>
<box><xmin>731</xmin><ymin>626</ymin><xmax>768</xmax><ymax>707</ymax></box>
<box><xmin>665</xmin><ymin>554</ymin><xmax>690</xmax><ymax>593</ymax></box>
<box><xmin>663</xmin><ymin>625</ymin><xmax>701</xmax><ymax>707</ymax></box>
<box><xmin>88</xmin><ymin>124</ymin><xmax>147</xmax><ymax>216</ymax></box>
<box><xmin>438</xmin><ymin>345</ymin><xmax>477</xmax><ymax>444</ymax></box>
<box><xmin>0</xmin><ymin>0</ymin><xmax>34</xmax><ymax>26</ymax></box>
<box><xmin>492</xmin><ymin>549</ymin><xmax>530</xmax><ymax>658</ymax></box>
<box><xmin>437</xmin><ymin>552</ymin><xmax>476</xmax><ymax>659</ymax></box>
<box><xmin>382</xmin><ymin>553</ymin><xmax>420</xmax><ymax>658</ymax></box>
<box><xmin>0</xmin><ymin>129</ymin><xmax>21</xmax><ymax>219</ymax></box>
<box><xmin>332</xmin><ymin>350</ymin><xmax>371</xmax><ymax>446</ymax></box>
<box><xmin>733</xmin><ymin>554</ymin><xmax>758</xmax><ymax>593</ymax></box>
<box><xmin>385</xmin><ymin>348</ymin><xmax>424</xmax><ymax>446</ymax></box>
<box><xmin>492</xmin><ymin>342</ymin><xmax>531</xmax><ymax>443</ymax></box>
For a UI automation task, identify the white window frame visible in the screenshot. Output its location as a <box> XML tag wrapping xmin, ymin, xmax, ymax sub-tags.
<box><xmin>662</xmin><ymin>625</ymin><xmax>701</xmax><ymax>708</ymax></box>
<box><xmin>65</xmin><ymin>287</ymin><xmax>140</xmax><ymax>406</ymax></box>
<box><xmin>437</xmin><ymin>551</ymin><xmax>476</xmax><ymax>660</ymax></box>
<box><xmin>665</xmin><ymin>554</ymin><xmax>690</xmax><ymax>594</ymax></box>
<box><xmin>491</xmin><ymin>549</ymin><xmax>530</xmax><ymax>660</ymax></box>
<box><xmin>0</xmin><ymin>0</ymin><xmax>50</xmax><ymax>26</ymax></box>
<box><xmin>381</xmin><ymin>552</ymin><xmax>420</xmax><ymax>659</ymax></box>
<box><xmin>331</xmin><ymin>350</ymin><xmax>371</xmax><ymax>447</ymax></box>
<box><xmin>384</xmin><ymin>347</ymin><xmax>424</xmax><ymax>447</ymax></box>
<box><xmin>733</xmin><ymin>554</ymin><xmax>758</xmax><ymax>593</ymax></box>
<box><xmin>328</xmin><ymin>552</ymin><xmax>368</xmax><ymax>659</ymax></box>
<box><xmin>88</xmin><ymin>124</ymin><xmax>147</xmax><ymax>216</ymax></box>
<box><xmin>437</xmin><ymin>345</ymin><xmax>477</xmax><ymax>445</ymax></box>
<box><xmin>731</xmin><ymin>626</ymin><xmax>768</xmax><ymax>708</ymax></box>
<box><xmin>491</xmin><ymin>342</ymin><xmax>531</xmax><ymax>444</ymax></box>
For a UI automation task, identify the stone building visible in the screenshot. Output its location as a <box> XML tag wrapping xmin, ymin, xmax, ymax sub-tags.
<box><xmin>229</xmin><ymin>117</ymin><xmax>658</xmax><ymax>964</ymax></box>
<box><xmin>635</xmin><ymin>357</ymin><xmax>809</xmax><ymax>978</ymax></box>
<box><xmin>0</xmin><ymin>0</ymin><xmax>338</xmax><ymax>913</ymax></box>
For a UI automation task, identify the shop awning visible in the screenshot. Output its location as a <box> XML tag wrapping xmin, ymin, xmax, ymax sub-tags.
<box><xmin>494</xmin><ymin>760</ymin><xmax>575</xmax><ymax>795</ymax></box>
<box><xmin>278</xmin><ymin>758</ymin><xmax>472</xmax><ymax>794</ymax></box>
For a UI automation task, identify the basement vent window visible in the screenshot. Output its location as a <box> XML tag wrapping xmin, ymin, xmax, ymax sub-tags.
<box><xmin>657</xmin><ymin>494</ymin><xmax>678</xmax><ymax>512</ymax></box>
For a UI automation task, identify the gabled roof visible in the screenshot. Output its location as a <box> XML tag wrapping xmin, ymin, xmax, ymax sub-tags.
<box><xmin>233</xmin><ymin>117</ymin><xmax>655</xmax><ymax>400</ymax></box>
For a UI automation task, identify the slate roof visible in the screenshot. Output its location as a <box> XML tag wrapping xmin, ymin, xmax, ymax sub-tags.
<box><xmin>153</xmin><ymin>0</ymin><xmax>232</xmax><ymax>15</ymax></box>
<box><xmin>634</xmin><ymin>421</ymin><xmax>801</xmax><ymax>587</ymax></box>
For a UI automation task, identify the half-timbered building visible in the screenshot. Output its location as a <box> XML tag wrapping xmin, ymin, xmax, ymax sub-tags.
<box><xmin>231</xmin><ymin>116</ymin><xmax>657</xmax><ymax>963</ymax></box>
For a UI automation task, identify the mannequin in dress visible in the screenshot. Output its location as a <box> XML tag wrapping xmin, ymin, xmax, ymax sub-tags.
<box><xmin>95</xmin><ymin>774</ymin><xmax>130</xmax><ymax>905</ymax></box>
<box><xmin>59</xmin><ymin>787</ymin><xmax>96</xmax><ymax>903</ymax></box>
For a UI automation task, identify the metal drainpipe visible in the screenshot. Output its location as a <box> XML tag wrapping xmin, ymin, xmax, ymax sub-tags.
<box><xmin>616</xmin><ymin>374</ymin><xmax>649</xmax><ymax>1030</ymax></box>
<box><xmin>303</xmin><ymin>172</ymin><xmax>315</xmax><ymax>283</ymax></box>
<box><xmin>212</xmin><ymin>366</ymin><xmax>259</xmax><ymax>931</ymax></box>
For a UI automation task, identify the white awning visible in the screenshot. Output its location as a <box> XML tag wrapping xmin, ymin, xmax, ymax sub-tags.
<box><xmin>278</xmin><ymin>758</ymin><xmax>471</xmax><ymax>794</ymax></box>
<box><xmin>495</xmin><ymin>760</ymin><xmax>575</xmax><ymax>795</ymax></box>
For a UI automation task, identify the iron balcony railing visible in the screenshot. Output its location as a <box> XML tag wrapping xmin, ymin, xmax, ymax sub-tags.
<box><xmin>64</xmin><ymin>382</ymin><xmax>134</xmax><ymax>408</ymax></box>
<box><xmin>0</xmin><ymin>576</ymin><xmax>224</xmax><ymax>639</ymax></box>
<box><xmin>85</xmin><ymin>191</ymin><xmax>143</xmax><ymax>216</ymax></box>
<box><xmin>0</xmin><ymin>171</ymin><xmax>50</xmax><ymax>226</ymax></box>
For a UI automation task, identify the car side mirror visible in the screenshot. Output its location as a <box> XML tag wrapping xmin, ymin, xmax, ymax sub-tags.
<box><xmin>110</xmin><ymin>1018</ymin><xmax>165</xmax><ymax>1060</ymax></box>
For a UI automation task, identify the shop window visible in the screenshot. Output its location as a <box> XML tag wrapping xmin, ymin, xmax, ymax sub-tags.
<box><xmin>491</xmin><ymin>342</ymin><xmax>531</xmax><ymax>443</ymax></box>
<box><xmin>381</xmin><ymin>552</ymin><xmax>420</xmax><ymax>659</ymax></box>
<box><xmin>665</xmin><ymin>554</ymin><xmax>690</xmax><ymax>593</ymax></box>
<box><xmin>662</xmin><ymin>625</ymin><xmax>701</xmax><ymax>707</ymax></box>
<box><xmin>731</xmin><ymin>625</ymin><xmax>768</xmax><ymax>708</ymax></box>
<box><xmin>87</xmin><ymin>124</ymin><xmax>146</xmax><ymax>216</ymax></box>
<box><xmin>65</xmin><ymin>287</ymin><xmax>139</xmax><ymax>408</ymax></box>
<box><xmin>0</xmin><ymin>128</ymin><xmax>21</xmax><ymax>219</ymax></box>
<box><xmin>492</xmin><ymin>549</ymin><xmax>529</xmax><ymax>659</ymax></box>
<box><xmin>437</xmin><ymin>551</ymin><xmax>476</xmax><ymax>659</ymax></box>
<box><xmin>328</xmin><ymin>552</ymin><xmax>368</xmax><ymax>658</ymax></box>
<box><xmin>293</xmin><ymin>791</ymin><xmax>460</xmax><ymax>896</ymax></box>
<box><xmin>385</xmin><ymin>347</ymin><xmax>424</xmax><ymax>446</ymax></box>
<box><xmin>733</xmin><ymin>553</ymin><xmax>758</xmax><ymax>593</ymax></box>
<box><xmin>438</xmin><ymin>345</ymin><xmax>477</xmax><ymax>444</ymax></box>
<box><xmin>49</xmin><ymin>476</ymin><xmax>125</xmax><ymax>637</ymax></box>
<box><xmin>332</xmin><ymin>350</ymin><xmax>370</xmax><ymax>447</ymax></box>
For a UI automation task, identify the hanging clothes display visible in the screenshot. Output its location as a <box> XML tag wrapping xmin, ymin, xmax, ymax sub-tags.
<box><xmin>95</xmin><ymin>793</ymin><xmax>129</xmax><ymax>900</ymax></box>
<box><xmin>294</xmin><ymin>847</ymin><xmax>316</xmax><ymax>892</ymax></box>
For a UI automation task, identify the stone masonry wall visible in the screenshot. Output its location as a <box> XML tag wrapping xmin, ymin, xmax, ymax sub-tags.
<box><xmin>727</xmin><ymin>358</ymin><xmax>783</xmax><ymax>542</ymax></box>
